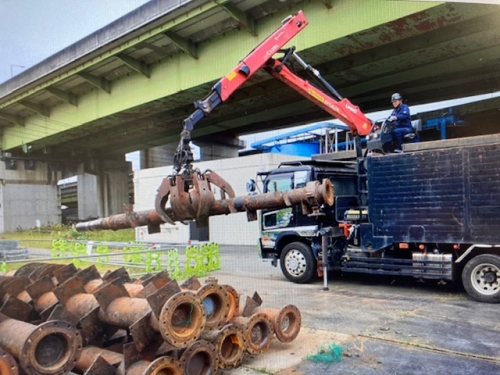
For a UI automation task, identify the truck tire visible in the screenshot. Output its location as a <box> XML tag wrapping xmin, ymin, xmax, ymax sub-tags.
<box><xmin>462</xmin><ymin>254</ymin><xmax>500</xmax><ymax>303</ymax></box>
<box><xmin>280</xmin><ymin>242</ymin><xmax>316</xmax><ymax>283</ymax></box>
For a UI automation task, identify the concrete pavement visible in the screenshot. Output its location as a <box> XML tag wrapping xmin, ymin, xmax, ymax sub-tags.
<box><xmin>212</xmin><ymin>245</ymin><xmax>500</xmax><ymax>375</ymax></box>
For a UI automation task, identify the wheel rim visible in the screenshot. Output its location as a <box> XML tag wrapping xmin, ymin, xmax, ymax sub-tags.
<box><xmin>284</xmin><ymin>249</ymin><xmax>307</xmax><ymax>277</ymax></box>
<box><xmin>470</xmin><ymin>262</ymin><xmax>500</xmax><ymax>296</ymax></box>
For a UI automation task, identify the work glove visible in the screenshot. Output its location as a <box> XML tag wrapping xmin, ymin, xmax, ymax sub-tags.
<box><xmin>389</xmin><ymin>116</ymin><xmax>397</xmax><ymax>122</ymax></box>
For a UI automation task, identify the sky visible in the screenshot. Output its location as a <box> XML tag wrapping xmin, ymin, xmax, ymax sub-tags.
<box><xmin>0</xmin><ymin>0</ymin><xmax>150</xmax><ymax>84</ymax></box>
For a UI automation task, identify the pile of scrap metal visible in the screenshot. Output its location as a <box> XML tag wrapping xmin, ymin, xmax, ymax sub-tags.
<box><xmin>0</xmin><ymin>262</ymin><xmax>302</xmax><ymax>375</ymax></box>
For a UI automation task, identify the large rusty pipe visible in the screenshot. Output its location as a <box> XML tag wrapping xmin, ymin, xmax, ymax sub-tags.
<box><xmin>0</xmin><ymin>346</ymin><xmax>18</xmax><ymax>375</ymax></box>
<box><xmin>178</xmin><ymin>339</ymin><xmax>218</xmax><ymax>375</ymax></box>
<box><xmin>75</xmin><ymin>179</ymin><xmax>333</xmax><ymax>232</ymax></box>
<box><xmin>76</xmin><ymin>347</ymin><xmax>184</xmax><ymax>375</ymax></box>
<box><xmin>200</xmin><ymin>323</ymin><xmax>246</xmax><ymax>369</ymax></box>
<box><xmin>223</xmin><ymin>285</ymin><xmax>240</xmax><ymax>323</ymax></box>
<box><xmin>56</xmin><ymin>275</ymin><xmax>206</xmax><ymax>349</ymax></box>
<box><xmin>0</xmin><ymin>313</ymin><xmax>82</xmax><ymax>375</ymax></box>
<box><xmin>14</xmin><ymin>263</ymin><xmax>64</xmax><ymax>282</ymax></box>
<box><xmin>126</xmin><ymin>357</ymin><xmax>183</xmax><ymax>375</ymax></box>
<box><xmin>254</xmin><ymin>305</ymin><xmax>301</xmax><ymax>343</ymax></box>
<box><xmin>93</xmin><ymin>278</ymin><xmax>206</xmax><ymax>349</ymax></box>
<box><xmin>233</xmin><ymin>312</ymin><xmax>274</xmax><ymax>354</ymax></box>
<box><xmin>181</xmin><ymin>277</ymin><xmax>230</xmax><ymax>331</ymax></box>
<box><xmin>157</xmin><ymin>291</ymin><xmax>206</xmax><ymax>348</ymax></box>
<box><xmin>0</xmin><ymin>276</ymin><xmax>31</xmax><ymax>304</ymax></box>
<box><xmin>75</xmin><ymin>346</ymin><xmax>122</xmax><ymax>373</ymax></box>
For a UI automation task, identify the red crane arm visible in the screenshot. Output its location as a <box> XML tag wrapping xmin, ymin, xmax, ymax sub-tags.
<box><xmin>264</xmin><ymin>58</ymin><xmax>372</xmax><ymax>136</ymax></box>
<box><xmin>182</xmin><ymin>11</ymin><xmax>309</xmax><ymax>132</ymax></box>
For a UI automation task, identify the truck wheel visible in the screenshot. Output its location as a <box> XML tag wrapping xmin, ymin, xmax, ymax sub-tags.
<box><xmin>462</xmin><ymin>254</ymin><xmax>500</xmax><ymax>303</ymax></box>
<box><xmin>280</xmin><ymin>242</ymin><xmax>316</xmax><ymax>283</ymax></box>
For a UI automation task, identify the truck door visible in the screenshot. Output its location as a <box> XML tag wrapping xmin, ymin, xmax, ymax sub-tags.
<box><xmin>262</xmin><ymin>170</ymin><xmax>316</xmax><ymax>231</ymax></box>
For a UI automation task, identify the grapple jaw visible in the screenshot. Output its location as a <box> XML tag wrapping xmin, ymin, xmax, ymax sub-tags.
<box><xmin>155</xmin><ymin>169</ymin><xmax>235</xmax><ymax>226</ymax></box>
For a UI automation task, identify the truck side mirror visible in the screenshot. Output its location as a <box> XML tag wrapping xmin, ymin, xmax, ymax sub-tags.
<box><xmin>246</xmin><ymin>179</ymin><xmax>257</xmax><ymax>193</ymax></box>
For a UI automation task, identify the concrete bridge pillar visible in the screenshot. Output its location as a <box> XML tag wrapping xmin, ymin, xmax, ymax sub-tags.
<box><xmin>139</xmin><ymin>144</ymin><xmax>177</xmax><ymax>169</ymax></box>
<box><xmin>0</xmin><ymin>157</ymin><xmax>64</xmax><ymax>232</ymax></box>
<box><xmin>193</xmin><ymin>135</ymin><xmax>245</xmax><ymax>161</ymax></box>
<box><xmin>77</xmin><ymin>158</ymin><xmax>132</xmax><ymax>220</ymax></box>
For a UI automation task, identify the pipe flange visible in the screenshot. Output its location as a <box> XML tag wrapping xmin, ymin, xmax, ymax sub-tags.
<box><xmin>197</xmin><ymin>283</ymin><xmax>230</xmax><ymax>330</ymax></box>
<box><xmin>179</xmin><ymin>339</ymin><xmax>218</xmax><ymax>374</ymax></box>
<box><xmin>0</xmin><ymin>347</ymin><xmax>18</xmax><ymax>375</ymax></box>
<box><xmin>274</xmin><ymin>304</ymin><xmax>302</xmax><ymax>343</ymax></box>
<box><xmin>223</xmin><ymin>285</ymin><xmax>240</xmax><ymax>322</ymax></box>
<box><xmin>234</xmin><ymin>312</ymin><xmax>274</xmax><ymax>354</ymax></box>
<box><xmin>216</xmin><ymin>323</ymin><xmax>246</xmax><ymax>369</ymax></box>
<box><xmin>159</xmin><ymin>291</ymin><xmax>206</xmax><ymax>348</ymax></box>
<box><xmin>20</xmin><ymin>320</ymin><xmax>82</xmax><ymax>375</ymax></box>
<box><xmin>144</xmin><ymin>356</ymin><xmax>183</xmax><ymax>375</ymax></box>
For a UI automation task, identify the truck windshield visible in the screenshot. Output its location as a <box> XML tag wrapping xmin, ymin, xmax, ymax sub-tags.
<box><xmin>265</xmin><ymin>170</ymin><xmax>309</xmax><ymax>192</ymax></box>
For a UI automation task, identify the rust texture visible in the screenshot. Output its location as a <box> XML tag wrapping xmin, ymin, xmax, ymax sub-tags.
<box><xmin>1</xmin><ymin>262</ymin><xmax>302</xmax><ymax>374</ymax></box>
<box><xmin>0</xmin><ymin>313</ymin><xmax>82</xmax><ymax>375</ymax></box>
<box><xmin>0</xmin><ymin>346</ymin><xmax>18</xmax><ymax>375</ymax></box>
<box><xmin>75</xmin><ymin>179</ymin><xmax>333</xmax><ymax>232</ymax></box>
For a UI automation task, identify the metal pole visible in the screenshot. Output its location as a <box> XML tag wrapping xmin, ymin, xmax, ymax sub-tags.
<box><xmin>319</xmin><ymin>227</ymin><xmax>332</xmax><ymax>291</ymax></box>
<box><xmin>322</xmin><ymin>233</ymin><xmax>329</xmax><ymax>291</ymax></box>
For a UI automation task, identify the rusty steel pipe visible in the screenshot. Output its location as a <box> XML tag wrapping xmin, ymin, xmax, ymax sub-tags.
<box><xmin>178</xmin><ymin>339</ymin><xmax>218</xmax><ymax>375</ymax></box>
<box><xmin>255</xmin><ymin>305</ymin><xmax>301</xmax><ymax>343</ymax></box>
<box><xmin>126</xmin><ymin>357</ymin><xmax>183</xmax><ymax>375</ymax></box>
<box><xmin>94</xmin><ymin>278</ymin><xmax>206</xmax><ymax>349</ymax></box>
<box><xmin>13</xmin><ymin>263</ymin><xmax>65</xmax><ymax>282</ymax></box>
<box><xmin>75</xmin><ymin>179</ymin><xmax>333</xmax><ymax>232</ymax></box>
<box><xmin>181</xmin><ymin>277</ymin><xmax>231</xmax><ymax>331</ymax></box>
<box><xmin>0</xmin><ymin>313</ymin><xmax>82</xmax><ymax>375</ymax></box>
<box><xmin>75</xmin><ymin>346</ymin><xmax>122</xmax><ymax>373</ymax></box>
<box><xmin>0</xmin><ymin>276</ymin><xmax>31</xmax><ymax>304</ymax></box>
<box><xmin>233</xmin><ymin>312</ymin><xmax>274</xmax><ymax>354</ymax></box>
<box><xmin>55</xmin><ymin>275</ymin><xmax>206</xmax><ymax>349</ymax></box>
<box><xmin>201</xmin><ymin>323</ymin><xmax>246</xmax><ymax>369</ymax></box>
<box><xmin>0</xmin><ymin>346</ymin><xmax>18</xmax><ymax>375</ymax></box>
<box><xmin>223</xmin><ymin>285</ymin><xmax>240</xmax><ymax>323</ymax></box>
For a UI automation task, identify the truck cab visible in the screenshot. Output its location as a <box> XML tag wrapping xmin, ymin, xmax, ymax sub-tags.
<box><xmin>256</xmin><ymin>160</ymin><xmax>358</xmax><ymax>283</ymax></box>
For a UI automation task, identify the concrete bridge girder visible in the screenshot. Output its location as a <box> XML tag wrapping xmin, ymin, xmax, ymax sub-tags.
<box><xmin>0</xmin><ymin>0</ymin><xmax>470</xmax><ymax>155</ymax></box>
<box><xmin>0</xmin><ymin>1</ymin><xmax>499</xmax><ymax>164</ymax></box>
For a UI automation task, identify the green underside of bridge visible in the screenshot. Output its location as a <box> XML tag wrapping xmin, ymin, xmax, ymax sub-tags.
<box><xmin>2</xmin><ymin>0</ymin><xmax>441</xmax><ymax>151</ymax></box>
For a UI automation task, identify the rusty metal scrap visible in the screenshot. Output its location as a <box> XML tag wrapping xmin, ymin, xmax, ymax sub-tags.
<box><xmin>53</xmin><ymin>268</ymin><xmax>206</xmax><ymax>350</ymax></box>
<box><xmin>200</xmin><ymin>323</ymin><xmax>247</xmax><ymax>369</ymax></box>
<box><xmin>256</xmin><ymin>304</ymin><xmax>302</xmax><ymax>343</ymax></box>
<box><xmin>181</xmin><ymin>276</ymin><xmax>231</xmax><ymax>330</ymax></box>
<box><xmin>233</xmin><ymin>312</ymin><xmax>275</xmax><ymax>354</ymax></box>
<box><xmin>1</xmin><ymin>262</ymin><xmax>302</xmax><ymax>374</ymax></box>
<box><xmin>178</xmin><ymin>339</ymin><xmax>218</xmax><ymax>374</ymax></box>
<box><xmin>0</xmin><ymin>313</ymin><xmax>82</xmax><ymax>375</ymax></box>
<box><xmin>0</xmin><ymin>346</ymin><xmax>18</xmax><ymax>375</ymax></box>
<box><xmin>75</xmin><ymin>179</ymin><xmax>333</xmax><ymax>232</ymax></box>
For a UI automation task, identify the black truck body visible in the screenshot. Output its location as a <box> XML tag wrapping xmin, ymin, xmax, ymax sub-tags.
<box><xmin>257</xmin><ymin>134</ymin><xmax>500</xmax><ymax>303</ymax></box>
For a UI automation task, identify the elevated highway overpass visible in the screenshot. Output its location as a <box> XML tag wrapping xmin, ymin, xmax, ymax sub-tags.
<box><xmin>0</xmin><ymin>0</ymin><xmax>499</xmax><ymax>230</ymax></box>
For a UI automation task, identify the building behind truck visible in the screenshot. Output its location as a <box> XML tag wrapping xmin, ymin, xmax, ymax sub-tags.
<box><xmin>255</xmin><ymin>133</ymin><xmax>500</xmax><ymax>303</ymax></box>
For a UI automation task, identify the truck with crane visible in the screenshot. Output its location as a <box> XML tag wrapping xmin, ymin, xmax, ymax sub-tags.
<box><xmin>77</xmin><ymin>10</ymin><xmax>500</xmax><ymax>303</ymax></box>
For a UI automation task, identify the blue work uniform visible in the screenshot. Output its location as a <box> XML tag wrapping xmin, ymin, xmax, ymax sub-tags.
<box><xmin>390</xmin><ymin>103</ymin><xmax>413</xmax><ymax>150</ymax></box>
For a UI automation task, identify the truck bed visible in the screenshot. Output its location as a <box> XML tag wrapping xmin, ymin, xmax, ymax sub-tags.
<box><xmin>367</xmin><ymin>137</ymin><xmax>500</xmax><ymax>244</ymax></box>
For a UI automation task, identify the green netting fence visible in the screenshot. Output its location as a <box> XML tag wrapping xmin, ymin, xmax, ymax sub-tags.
<box><xmin>50</xmin><ymin>240</ymin><xmax>221</xmax><ymax>279</ymax></box>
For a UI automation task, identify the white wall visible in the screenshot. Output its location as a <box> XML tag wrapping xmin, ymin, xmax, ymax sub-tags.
<box><xmin>134</xmin><ymin>153</ymin><xmax>306</xmax><ymax>245</ymax></box>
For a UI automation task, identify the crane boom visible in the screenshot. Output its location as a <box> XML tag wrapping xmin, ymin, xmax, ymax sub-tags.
<box><xmin>156</xmin><ymin>10</ymin><xmax>372</xmax><ymax>227</ymax></box>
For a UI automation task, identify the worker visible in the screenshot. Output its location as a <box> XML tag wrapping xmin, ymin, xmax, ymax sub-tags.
<box><xmin>388</xmin><ymin>93</ymin><xmax>413</xmax><ymax>152</ymax></box>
